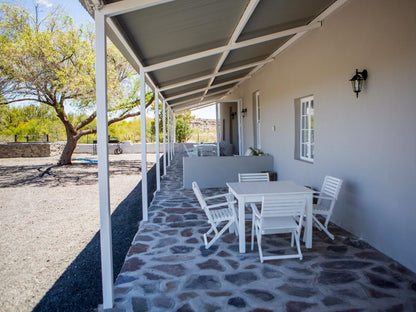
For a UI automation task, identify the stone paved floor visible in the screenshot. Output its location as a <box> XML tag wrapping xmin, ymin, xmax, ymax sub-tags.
<box><xmin>113</xmin><ymin>148</ymin><xmax>416</xmax><ymax>312</ymax></box>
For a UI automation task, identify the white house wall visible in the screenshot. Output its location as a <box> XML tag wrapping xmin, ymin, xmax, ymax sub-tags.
<box><xmin>226</xmin><ymin>0</ymin><xmax>416</xmax><ymax>272</ymax></box>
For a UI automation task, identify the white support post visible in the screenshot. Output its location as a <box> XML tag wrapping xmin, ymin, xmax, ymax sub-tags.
<box><xmin>95</xmin><ymin>11</ymin><xmax>114</xmax><ymax>310</ymax></box>
<box><xmin>216</xmin><ymin>102</ymin><xmax>220</xmax><ymax>156</ymax></box>
<box><xmin>173</xmin><ymin>113</ymin><xmax>176</xmax><ymax>156</ymax></box>
<box><xmin>167</xmin><ymin>106</ymin><xmax>171</xmax><ymax>167</ymax></box>
<box><xmin>162</xmin><ymin>101</ymin><xmax>167</xmax><ymax>175</ymax></box>
<box><xmin>155</xmin><ymin>91</ymin><xmax>160</xmax><ymax>191</ymax></box>
<box><xmin>140</xmin><ymin>68</ymin><xmax>148</xmax><ymax>221</ymax></box>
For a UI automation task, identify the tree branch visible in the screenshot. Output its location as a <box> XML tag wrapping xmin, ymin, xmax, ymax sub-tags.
<box><xmin>108</xmin><ymin>94</ymin><xmax>154</xmax><ymax>126</ymax></box>
<box><xmin>75</xmin><ymin>112</ymin><xmax>97</xmax><ymax>130</ymax></box>
<box><xmin>0</xmin><ymin>98</ymin><xmax>46</xmax><ymax>105</ymax></box>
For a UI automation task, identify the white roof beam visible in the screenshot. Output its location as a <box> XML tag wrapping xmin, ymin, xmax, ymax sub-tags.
<box><xmin>99</xmin><ymin>0</ymin><xmax>174</xmax><ymax>17</ymax></box>
<box><xmin>170</xmin><ymin>89</ymin><xmax>230</xmax><ymax>107</ymax></box>
<box><xmin>144</xmin><ymin>22</ymin><xmax>322</xmax><ymax>73</ymax></box>
<box><xmin>226</xmin><ymin>0</ymin><xmax>348</xmax><ymax>96</ymax></box>
<box><xmin>106</xmin><ymin>17</ymin><xmax>165</xmax><ymax>101</ymax></box>
<box><xmin>165</xmin><ymin>78</ymin><xmax>243</xmax><ymax>101</ymax></box>
<box><xmin>159</xmin><ymin>59</ymin><xmax>272</xmax><ymax>92</ymax></box>
<box><xmin>202</xmin><ymin>0</ymin><xmax>260</xmax><ymax>98</ymax></box>
<box><xmin>173</xmin><ymin>100</ymin><xmax>222</xmax><ymax>113</ymax></box>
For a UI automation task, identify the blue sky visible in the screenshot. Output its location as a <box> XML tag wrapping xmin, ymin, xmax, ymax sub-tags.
<box><xmin>5</xmin><ymin>0</ymin><xmax>216</xmax><ymax>118</ymax></box>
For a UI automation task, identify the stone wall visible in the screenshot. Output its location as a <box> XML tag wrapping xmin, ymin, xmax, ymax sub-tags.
<box><xmin>0</xmin><ymin>142</ymin><xmax>65</xmax><ymax>158</ymax></box>
<box><xmin>190</xmin><ymin>119</ymin><xmax>216</xmax><ymax>131</ymax></box>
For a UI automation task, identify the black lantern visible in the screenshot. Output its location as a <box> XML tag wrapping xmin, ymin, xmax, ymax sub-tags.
<box><xmin>350</xmin><ymin>69</ymin><xmax>368</xmax><ymax>98</ymax></box>
<box><xmin>241</xmin><ymin>108</ymin><xmax>247</xmax><ymax>118</ymax></box>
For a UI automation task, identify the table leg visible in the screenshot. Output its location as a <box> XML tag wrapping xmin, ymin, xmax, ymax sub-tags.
<box><xmin>305</xmin><ymin>194</ymin><xmax>312</xmax><ymax>248</ymax></box>
<box><xmin>238</xmin><ymin>198</ymin><xmax>246</xmax><ymax>253</ymax></box>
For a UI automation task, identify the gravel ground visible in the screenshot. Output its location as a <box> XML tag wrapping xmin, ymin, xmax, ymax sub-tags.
<box><xmin>0</xmin><ymin>153</ymin><xmax>157</xmax><ymax>312</ymax></box>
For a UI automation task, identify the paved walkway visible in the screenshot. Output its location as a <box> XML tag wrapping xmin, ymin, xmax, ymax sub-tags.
<box><xmin>113</xmin><ymin>149</ymin><xmax>416</xmax><ymax>312</ymax></box>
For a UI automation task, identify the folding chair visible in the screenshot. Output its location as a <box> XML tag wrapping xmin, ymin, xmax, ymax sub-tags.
<box><xmin>312</xmin><ymin>176</ymin><xmax>343</xmax><ymax>240</ymax></box>
<box><xmin>238</xmin><ymin>172</ymin><xmax>270</xmax><ymax>183</ymax></box>
<box><xmin>251</xmin><ymin>194</ymin><xmax>306</xmax><ymax>262</ymax></box>
<box><xmin>192</xmin><ymin>182</ymin><xmax>238</xmax><ymax>249</ymax></box>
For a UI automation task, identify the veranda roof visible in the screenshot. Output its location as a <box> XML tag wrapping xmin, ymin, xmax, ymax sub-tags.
<box><xmin>80</xmin><ymin>0</ymin><xmax>347</xmax><ymax>112</ymax></box>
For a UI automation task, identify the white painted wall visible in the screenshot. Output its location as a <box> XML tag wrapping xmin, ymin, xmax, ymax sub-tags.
<box><xmin>226</xmin><ymin>0</ymin><xmax>416</xmax><ymax>272</ymax></box>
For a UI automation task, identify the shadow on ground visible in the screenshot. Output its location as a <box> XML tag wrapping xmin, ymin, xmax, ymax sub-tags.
<box><xmin>32</xmin><ymin>162</ymin><xmax>158</xmax><ymax>312</ymax></box>
<box><xmin>0</xmin><ymin>159</ymin><xmax>152</xmax><ymax>188</ymax></box>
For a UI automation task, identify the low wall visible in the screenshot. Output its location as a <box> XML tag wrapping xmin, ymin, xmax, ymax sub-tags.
<box><xmin>0</xmin><ymin>142</ymin><xmax>50</xmax><ymax>158</ymax></box>
<box><xmin>75</xmin><ymin>142</ymin><xmax>173</xmax><ymax>154</ymax></box>
<box><xmin>0</xmin><ymin>142</ymin><xmax>66</xmax><ymax>158</ymax></box>
<box><xmin>183</xmin><ymin>155</ymin><xmax>274</xmax><ymax>189</ymax></box>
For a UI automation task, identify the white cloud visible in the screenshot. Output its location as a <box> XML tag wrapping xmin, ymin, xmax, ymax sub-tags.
<box><xmin>36</xmin><ymin>0</ymin><xmax>53</xmax><ymax>8</ymax></box>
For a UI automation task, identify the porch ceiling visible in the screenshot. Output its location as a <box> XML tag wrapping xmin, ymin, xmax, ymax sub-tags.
<box><xmin>81</xmin><ymin>0</ymin><xmax>346</xmax><ymax>112</ymax></box>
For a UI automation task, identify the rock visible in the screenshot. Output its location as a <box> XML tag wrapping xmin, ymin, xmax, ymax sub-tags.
<box><xmin>278</xmin><ymin>285</ymin><xmax>317</xmax><ymax>298</ymax></box>
<box><xmin>197</xmin><ymin>259</ymin><xmax>225</xmax><ymax>271</ymax></box>
<box><xmin>152</xmin><ymin>264</ymin><xmax>186</xmax><ymax>277</ymax></box>
<box><xmin>245</xmin><ymin>289</ymin><xmax>274</xmax><ymax>301</ymax></box>
<box><xmin>228</xmin><ymin>297</ymin><xmax>246</xmax><ymax>308</ymax></box>
<box><xmin>225</xmin><ymin>272</ymin><xmax>257</xmax><ymax>286</ymax></box>
<box><xmin>131</xmin><ymin>297</ymin><xmax>148</xmax><ymax>312</ymax></box>
<box><xmin>185</xmin><ymin>275</ymin><xmax>221</xmax><ymax>289</ymax></box>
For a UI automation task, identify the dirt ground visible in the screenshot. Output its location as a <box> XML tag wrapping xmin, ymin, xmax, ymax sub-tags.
<box><xmin>0</xmin><ymin>153</ymin><xmax>157</xmax><ymax>312</ymax></box>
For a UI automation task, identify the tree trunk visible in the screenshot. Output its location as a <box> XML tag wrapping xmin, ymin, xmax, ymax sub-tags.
<box><xmin>58</xmin><ymin>135</ymin><xmax>78</xmax><ymax>165</ymax></box>
<box><xmin>58</xmin><ymin>121</ymin><xmax>79</xmax><ymax>165</ymax></box>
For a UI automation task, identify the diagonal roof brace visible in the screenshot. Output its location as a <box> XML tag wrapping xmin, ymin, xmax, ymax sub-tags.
<box><xmin>99</xmin><ymin>0</ymin><xmax>175</xmax><ymax>17</ymax></box>
<box><xmin>202</xmin><ymin>0</ymin><xmax>260</xmax><ymax>99</ymax></box>
<box><xmin>159</xmin><ymin>59</ymin><xmax>273</xmax><ymax>92</ymax></box>
<box><xmin>165</xmin><ymin>78</ymin><xmax>243</xmax><ymax>101</ymax></box>
<box><xmin>169</xmin><ymin>89</ymin><xmax>231</xmax><ymax>108</ymax></box>
<box><xmin>144</xmin><ymin>22</ymin><xmax>322</xmax><ymax>73</ymax></box>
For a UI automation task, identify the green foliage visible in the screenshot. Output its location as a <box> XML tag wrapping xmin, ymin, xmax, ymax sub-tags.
<box><xmin>149</xmin><ymin>108</ymin><xmax>195</xmax><ymax>143</ymax></box>
<box><xmin>0</xmin><ymin>4</ymin><xmax>153</xmax><ymax>164</ymax></box>
<box><xmin>175</xmin><ymin>112</ymin><xmax>194</xmax><ymax>143</ymax></box>
<box><xmin>0</xmin><ymin>105</ymin><xmax>65</xmax><ymax>141</ymax></box>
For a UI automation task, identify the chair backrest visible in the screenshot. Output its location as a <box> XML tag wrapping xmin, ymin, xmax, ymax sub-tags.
<box><xmin>192</xmin><ymin>181</ymin><xmax>207</xmax><ymax>210</ymax></box>
<box><xmin>238</xmin><ymin>172</ymin><xmax>270</xmax><ymax>182</ymax></box>
<box><xmin>320</xmin><ymin>176</ymin><xmax>343</xmax><ymax>200</ymax></box>
<box><xmin>261</xmin><ymin>194</ymin><xmax>306</xmax><ymax>219</ymax></box>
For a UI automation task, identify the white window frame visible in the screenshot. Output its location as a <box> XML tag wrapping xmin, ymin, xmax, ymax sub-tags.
<box><xmin>300</xmin><ymin>96</ymin><xmax>314</xmax><ymax>162</ymax></box>
<box><xmin>254</xmin><ymin>91</ymin><xmax>261</xmax><ymax>149</ymax></box>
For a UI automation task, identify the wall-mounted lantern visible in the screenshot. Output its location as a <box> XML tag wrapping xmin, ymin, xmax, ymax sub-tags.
<box><xmin>350</xmin><ymin>69</ymin><xmax>368</xmax><ymax>98</ymax></box>
<box><xmin>241</xmin><ymin>108</ymin><xmax>247</xmax><ymax>118</ymax></box>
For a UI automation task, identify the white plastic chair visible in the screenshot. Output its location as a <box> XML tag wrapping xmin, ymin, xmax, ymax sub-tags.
<box><xmin>192</xmin><ymin>182</ymin><xmax>238</xmax><ymax>249</ymax></box>
<box><xmin>238</xmin><ymin>173</ymin><xmax>270</xmax><ymax>219</ymax></box>
<box><xmin>238</xmin><ymin>172</ymin><xmax>270</xmax><ymax>182</ymax></box>
<box><xmin>251</xmin><ymin>194</ymin><xmax>306</xmax><ymax>262</ymax></box>
<box><xmin>312</xmin><ymin>176</ymin><xmax>343</xmax><ymax>240</ymax></box>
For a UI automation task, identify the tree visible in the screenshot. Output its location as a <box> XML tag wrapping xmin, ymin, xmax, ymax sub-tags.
<box><xmin>175</xmin><ymin>112</ymin><xmax>194</xmax><ymax>143</ymax></box>
<box><xmin>0</xmin><ymin>4</ymin><xmax>153</xmax><ymax>165</ymax></box>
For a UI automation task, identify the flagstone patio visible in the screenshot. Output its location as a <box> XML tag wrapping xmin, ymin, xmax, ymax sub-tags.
<box><xmin>112</xmin><ymin>149</ymin><xmax>416</xmax><ymax>312</ymax></box>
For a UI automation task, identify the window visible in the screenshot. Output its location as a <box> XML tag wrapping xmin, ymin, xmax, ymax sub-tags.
<box><xmin>253</xmin><ymin>91</ymin><xmax>261</xmax><ymax>149</ymax></box>
<box><xmin>300</xmin><ymin>96</ymin><xmax>314</xmax><ymax>162</ymax></box>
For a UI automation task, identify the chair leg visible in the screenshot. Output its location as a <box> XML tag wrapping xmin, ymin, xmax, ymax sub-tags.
<box><xmin>294</xmin><ymin>230</ymin><xmax>303</xmax><ymax>260</ymax></box>
<box><xmin>313</xmin><ymin>215</ymin><xmax>335</xmax><ymax>240</ymax></box>
<box><xmin>204</xmin><ymin>219</ymin><xmax>236</xmax><ymax>249</ymax></box>
<box><xmin>256</xmin><ymin>227</ymin><xmax>263</xmax><ymax>263</ymax></box>
<box><xmin>251</xmin><ymin>219</ymin><xmax>255</xmax><ymax>251</ymax></box>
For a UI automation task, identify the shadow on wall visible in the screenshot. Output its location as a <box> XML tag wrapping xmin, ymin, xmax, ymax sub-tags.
<box><xmin>32</xmin><ymin>159</ymin><xmax>160</xmax><ymax>312</ymax></box>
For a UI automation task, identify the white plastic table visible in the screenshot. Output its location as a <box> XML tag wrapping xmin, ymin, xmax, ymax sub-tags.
<box><xmin>226</xmin><ymin>181</ymin><xmax>314</xmax><ymax>253</ymax></box>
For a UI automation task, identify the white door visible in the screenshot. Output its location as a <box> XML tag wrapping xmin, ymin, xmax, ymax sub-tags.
<box><xmin>254</xmin><ymin>91</ymin><xmax>261</xmax><ymax>149</ymax></box>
